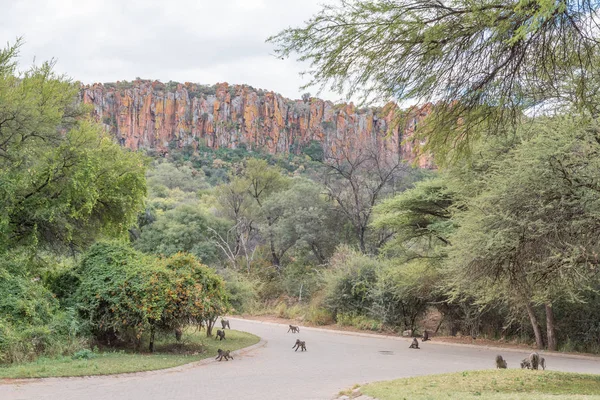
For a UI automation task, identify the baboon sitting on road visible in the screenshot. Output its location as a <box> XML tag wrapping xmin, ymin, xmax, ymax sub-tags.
<box><xmin>529</xmin><ymin>352</ymin><xmax>540</xmax><ymax>370</ymax></box>
<box><xmin>409</xmin><ymin>338</ymin><xmax>420</xmax><ymax>349</ymax></box>
<box><xmin>221</xmin><ymin>319</ymin><xmax>230</xmax><ymax>329</ymax></box>
<box><xmin>215</xmin><ymin>349</ymin><xmax>233</xmax><ymax>361</ymax></box>
<box><xmin>287</xmin><ymin>325</ymin><xmax>300</xmax><ymax>333</ymax></box>
<box><xmin>292</xmin><ymin>339</ymin><xmax>307</xmax><ymax>352</ymax></box>
<box><xmin>495</xmin><ymin>355</ymin><xmax>507</xmax><ymax>369</ymax></box>
<box><xmin>215</xmin><ymin>329</ymin><xmax>226</xmax><ymax>341</ymax></box>
<box><xmin>422</xmin><ymin>330</ymin><xmax>430</xmax><ymax>342</ymax></box>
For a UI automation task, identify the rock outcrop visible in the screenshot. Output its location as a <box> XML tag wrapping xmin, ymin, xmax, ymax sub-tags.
<box><xmin>81</xmin><ymin>80</ymin><xmax>433</xmax><ymax>168</ymax></box>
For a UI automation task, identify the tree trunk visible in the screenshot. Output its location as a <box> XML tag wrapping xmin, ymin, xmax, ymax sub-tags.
<box><xmin>545</xmin><ymin>303</ymin><xmax>557</xmax><ymax>351</ymax></box>
<box><xmin>525</xmin><ymin>303</ymin><xmax>544</xmax><ymax>349</ymax></box>
<box><xmin>358</xmin><ymin>226</ymin><xmax>367</xmax><ymax>253</ymax></box>
<box><xmin>206</xmin><ymin>317</ymin><xmax>217</xmax><ymax>337</ymax></box>
<box><xmin>149</xmin><ymin>325</ymin><xmax>156</xmax><ymax>353</ymax></box>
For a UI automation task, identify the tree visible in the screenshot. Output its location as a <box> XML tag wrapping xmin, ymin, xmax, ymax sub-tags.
<box><xmin>270</xmin><ymin>0</ymin><xmax>600</xmax><ymax>158</ymax></box>
<box><xmin>243</xmin><ymin>159</ymin><xmax>290</xmax><ymax>268</ymax></box>
<box><xmin>446</xmin><ymin>117</ymin><xmax>600</xmax><ymax>350</ymax></box>
<box><xmin>0</xmin><ymin>41</ymin><xmax>147</xmax><ymax>254</ymax></box>
<box><xmin>322</xmin><ymin>146</ymin><xmax>409</xmax><ymax>253</ymax></box>
<box><xmin>262</xmin><ymin>178</ymin><xmax>342</xmax><ymax>264</ymax></box>
<box><xmin>134</xmin><ymin>204</ymin><xmax>229</xmax><ymax>264</ymax></box>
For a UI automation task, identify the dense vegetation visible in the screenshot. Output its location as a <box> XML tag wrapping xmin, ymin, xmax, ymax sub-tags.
<box><xmin>5</xmin><ymin>0</ymin><xmax>600</xmax><ymax>370</ymax></box>
<box><xmin>0</xmin><ymin>41</ymin><xmax>229</xmax><ymax>365</ymax></box>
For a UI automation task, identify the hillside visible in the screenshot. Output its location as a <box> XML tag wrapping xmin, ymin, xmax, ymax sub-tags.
<box><xmin>81</xmin><ymin>80</ymin><xmax>433</xmax><ymax>168</ymax></box>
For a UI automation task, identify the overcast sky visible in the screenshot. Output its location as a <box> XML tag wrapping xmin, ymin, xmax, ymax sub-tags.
<box><xmin>1</xmin><ymin>0</ymin><xmax>345</xmax><ymax>101</ymax></box>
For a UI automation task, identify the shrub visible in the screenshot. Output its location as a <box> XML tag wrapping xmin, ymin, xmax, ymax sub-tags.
<box><xmin>322</xmin><ymin>247</ymin><xmax>380</xmax><ymax>317</ymax></box>
<box><xmin>74</xmin><ymin>243</ymin><xmax>228</xmax><ymax>351</ymax></box>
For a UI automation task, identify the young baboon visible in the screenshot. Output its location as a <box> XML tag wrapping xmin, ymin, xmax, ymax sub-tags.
<box><xmin>540</xmin><ymin>356</ymin><xmax>546</xmax><ymax>370</ymax></box>
<box><xmin>409</xmin><ymin>338</ymin><xmax>420</xmax><ymax>349</ymax></box>
<box><xmin>422</xmin><ymin>330</ymin><xmax>430</xmax><ymax>342</ymax></box>
<box><xmin>215</xmin><ymin>348</ymin><xmax>233</xmax><ymax>361</ymax></box>
<box><xmin>221</xmin><ymin>319</ymin><xmax>230</xmax><ymax>329</ymax></box>
<box><xmin>215</xmin><ymin>329</ymin><xmax>226</xmax><ymax>341</ymax></box>
<box><xmin>292</xmin><ymin>339</ymin><xmax>307</xmax><ymax>352</ymax></box>
<box><xmin>529</xmin><ymin>352</ymin><xmax>540</xmax><ymax>370</ymax></box>
<box><xmin>520</xmin><ymin>358</ymin><xmax>531</xmax><ymax>369</ymax></box>
<box><xmin>495</xmin><ymin>355</ymin><xmax>507</xmax><ymax>369</ymax></box>
<box><xmin>287</xmin><ymin>325</ymin><xmax>300</xmax><ymax>333</ymax></box>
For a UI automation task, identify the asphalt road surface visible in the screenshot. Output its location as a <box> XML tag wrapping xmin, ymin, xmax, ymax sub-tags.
<box><xmin>2</xmin><ymin>318</ymin><xmax>600</xmax><ymax>400</ymax></box>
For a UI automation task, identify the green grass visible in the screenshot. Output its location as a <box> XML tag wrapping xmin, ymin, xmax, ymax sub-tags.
<box><xmin>359</xmin><ymin>370</ymin><xmax>600</xmax><ymax>400</ymax></box>
<box><xmin>0</xmin><ymin>328</ymin><xmax>259</xmax><ymax>379</ymax></box>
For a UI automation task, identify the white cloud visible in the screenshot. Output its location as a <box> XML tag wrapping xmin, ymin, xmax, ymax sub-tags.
<box><xmin>0</xmin><ymin>0</ymin><xmax>345</xmax><ymax>101</ymax></box>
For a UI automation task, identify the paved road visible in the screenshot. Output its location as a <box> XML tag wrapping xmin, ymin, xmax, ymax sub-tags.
<box><xmin>2</xmin><ymin>318</ymin><xmax>600</xmax><ymax>400</ymax></box>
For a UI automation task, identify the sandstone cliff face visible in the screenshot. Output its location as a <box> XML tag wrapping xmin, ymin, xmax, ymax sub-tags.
<box><xmin>81</xmin><ymin>80</ymin><xmax>433</xmax><ymax>168</ymax></box>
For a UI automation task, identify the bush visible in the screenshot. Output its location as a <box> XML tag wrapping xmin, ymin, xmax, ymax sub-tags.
<box><xmin>322</xmin><ymin>246</ymin><xmax>380</xmax><ymax>317</ymax></box>
<box><xmin>75</xmin><ymin>243</ymin><xmax>228</xmax><ymax>350</ymax></box>
<box><xmin>219</xmin><ymin>270</ymin><xmax>259</xmax><ymax>314</ymax></box>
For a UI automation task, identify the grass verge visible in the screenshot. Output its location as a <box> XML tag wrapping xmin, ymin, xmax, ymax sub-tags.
<box><xmin>0</xmin><ymin>328</ymin><xmax>259</xmax><ymax>379</ymax></box>
<box><xmin>357</xmin><ymin>370</ymin><xmax>600</xmax><ymax>400</ymax></box>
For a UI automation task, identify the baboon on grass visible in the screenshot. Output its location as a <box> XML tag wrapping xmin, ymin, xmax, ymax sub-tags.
<box><xmin>215</xmin><ymin>329</ymin><xmax>226</xmax><ymax>341</ymax></box>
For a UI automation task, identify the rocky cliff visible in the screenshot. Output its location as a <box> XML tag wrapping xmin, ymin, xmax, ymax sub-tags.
<box><xmin>81</xmin><ymin>80</ymin><xmax>433</xmax><ymax>168</ymax></box>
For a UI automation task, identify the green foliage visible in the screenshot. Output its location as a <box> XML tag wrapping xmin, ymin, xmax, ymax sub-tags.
<box><xmin>74</xmin><ymin>243</ymin><xmax>228</xmax><ymax>348</ymax></box>
<box><xmin>447</xmin><ymin>117</ymin><xmax>600</xmax><ymax>306</ymax></box>
<box><xmin>0</xmin><ymin>41</ymin><xmax>147</xmax><ymax>253</ymax></box>
<box><xmin>302</xmin><ymin>139</ymin><xmax>324</xmax><ymax>161</ymax></box>
<box><xmin>218</xmin><ymin>270</ymin><xmax>259</xmax><ymax>313</ymax></box>
<box><xmin>135</xmin><ymin>204</ymin><xmax>229</xmax><ymax>264</ymax></box>
<box><xmin>322</xmin><ymin>246</ymin><xmax>381</xmax><ymax>316</ymax></box>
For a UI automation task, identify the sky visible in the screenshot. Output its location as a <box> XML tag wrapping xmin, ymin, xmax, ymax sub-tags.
<box><xmin>1</xmin><ymin>0</ymin><xmax>345</xmax><ymax>101</ymax></box>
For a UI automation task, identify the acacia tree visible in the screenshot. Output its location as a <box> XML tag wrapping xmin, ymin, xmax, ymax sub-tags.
<box><xmin>269</xmin><ymin>0</ymin><xmax>600</xmax><ymax>158</ymax></box>
<box><xmin>447</xmin><ymin>117</ymin><xmax>600</xmax><ymax>350</ymax></box>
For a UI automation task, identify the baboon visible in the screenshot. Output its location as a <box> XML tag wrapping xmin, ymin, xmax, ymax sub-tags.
<box><xmin>520</xmin><ymin>358</ymin><xmax>531</xmax><ymax>369</ymax></box>
<box><xmin>292</xmin><ymin>339</ymin><xmax>307</xmax><ymax>352</ymax></box>
<box><xmin>215</xmin><ymin>348</ymin><xmax>233</xmax><ymax>361</ymax></box>
<box><xmin>409</xmin><ymin>338</ymin><xmax>420</xmax><ymax>349</ymax></box>
<box><xmin>495</xmin><ymin>355</ymin><xmax>507</xmax><ymax>369</ymax></box>
<box><xmin>540</xmin><ymin>356</ymin><xmax>546</xmax><ymax>370</ymax></box>
<box><xmin>215</xmin><ymin>329</ymin><xmax>226</xmax><ymax>341</ymax></box>
<box><xmin>422</xmin><ymin>330</ymin><xmax>429</xmax><ymax>342</ymax></box>
<box><xmin>529</xmin><ymin>352</ymin><xmax>540</xmax><ymax>370</ymax></box>
<box><xmin>221</xmin><ymin>319</ymin><xmax>230</xmax><ymax>329</ymax></box>
<box><xmin>175</xmin><ymin>327</ymin><xmax>183</xmax><ymax>342</ymax></box>
<box><xmin>287</xmin><ymin>325</ymin><xmax>300</xmax><ymax>333</ymax></box>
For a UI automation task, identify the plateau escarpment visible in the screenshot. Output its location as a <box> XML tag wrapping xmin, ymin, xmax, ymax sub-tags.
<box><xmin>81</xmin><ymin>80</ymin><xmax>433</xmax><ymax>168</ymax></box>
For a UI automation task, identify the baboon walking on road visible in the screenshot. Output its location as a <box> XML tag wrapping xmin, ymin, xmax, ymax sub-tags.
<box><xmin>495</xmin><ymin>355</ymin><xmax>507</xmax><ymax>369</ymax></box>
<box><xmin>216</xmin><ymin>349</ymin><xmax>233</xmax><ymax>361</ymax></box>
<box><xmin>292</xmin><ymin>339</ymin><xmax>307</xmax><ymax>352</ymax></box>
<box><xmin>409</xmin><ymin>338</ymin><xmax>420</xmax><ymax>349</ymax></box>
<box><xmin>287</xmin><ymin>325</ymin><xmax>300</xmax><ymax>333</ymax></box>
<box><xmin>221</xmin><ymin>319</ymin><xmax>230</xmax><ymax>329</ymax></box>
